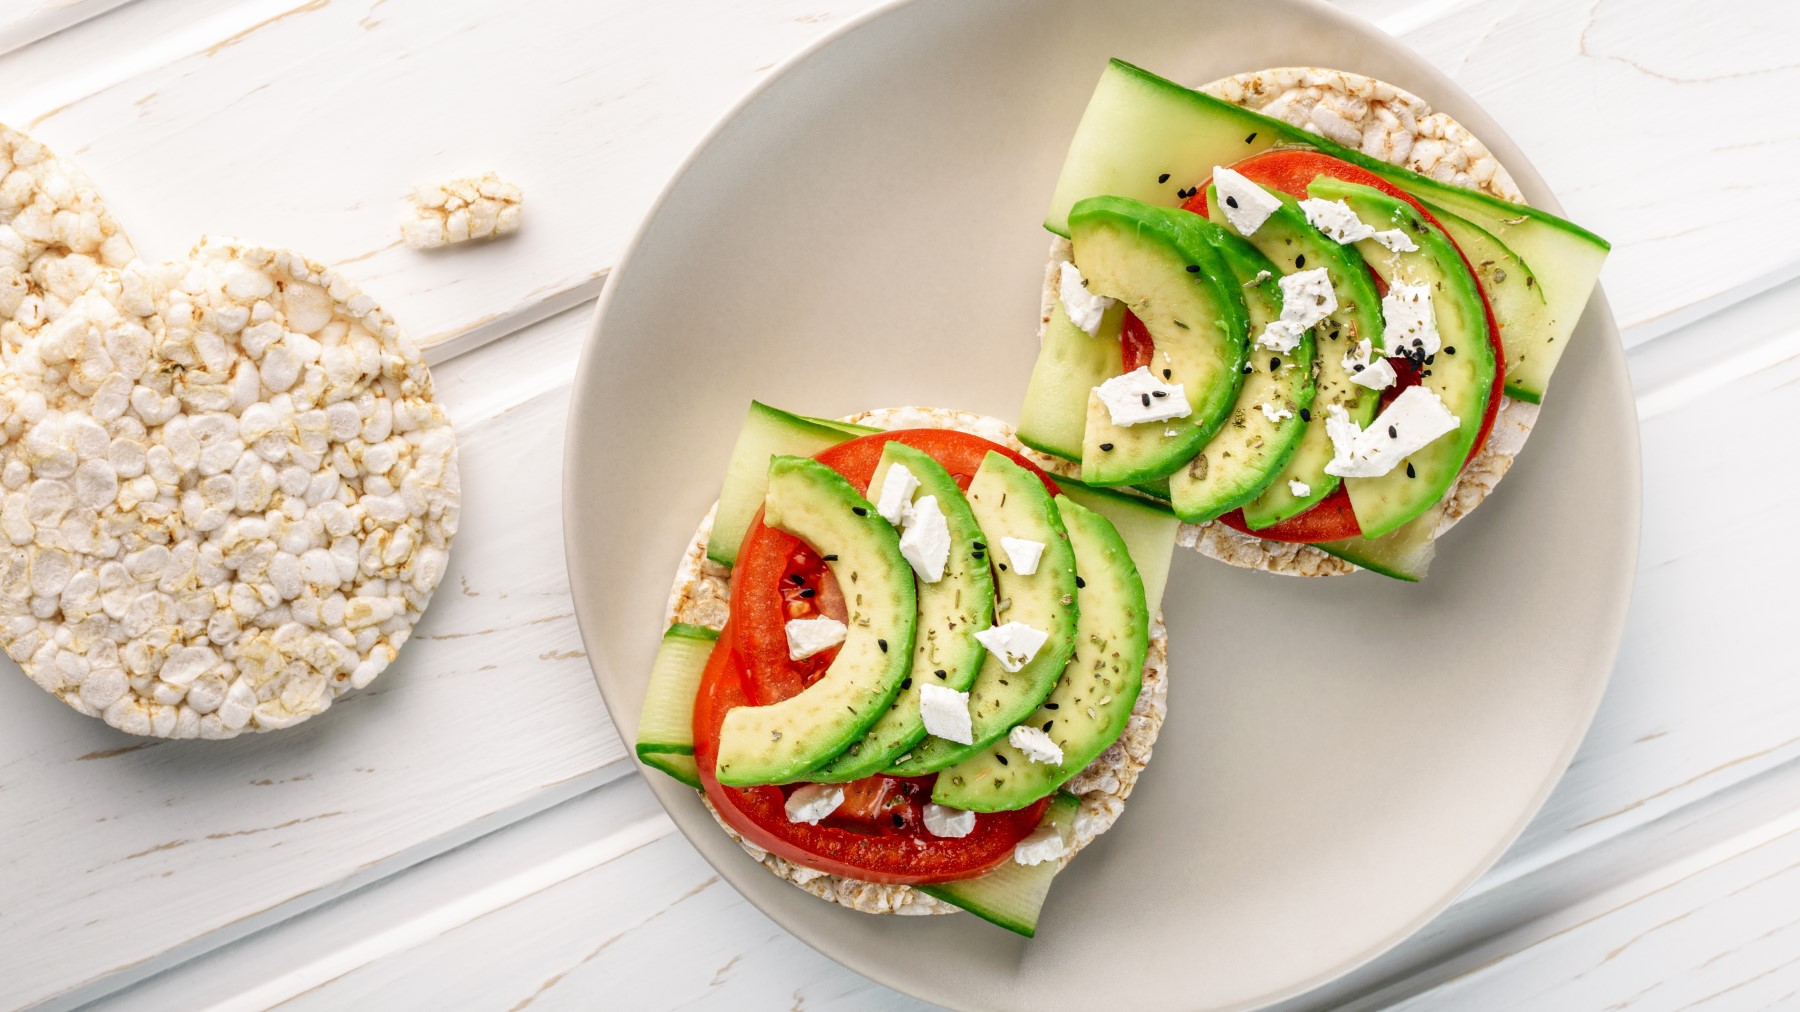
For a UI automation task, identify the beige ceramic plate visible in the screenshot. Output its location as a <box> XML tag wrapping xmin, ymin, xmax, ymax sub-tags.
<box><xmin>565</xmin><ymin>0</ymin><xmax>1639</xmax><ymax>1007</ymax></box>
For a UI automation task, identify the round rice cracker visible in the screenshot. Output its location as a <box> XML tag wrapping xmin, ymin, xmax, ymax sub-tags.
<box><xmin>0</xmin><ymin>236</ymin><xmax>458</xmax><ymax>738</ymax></box>
<box><xmin>0</xmin><ymin>122</ymin><xmax>137</xmax><ymax>365</ymax></box>
<box><xmin>663</xmin><ymin>406</ymin><xmax>1169</xmax><ymax>917</ymax></box>
<box><xmin>1038</xmin><ymin>66</ymin><xmax>1542</xmax><ymax>577</ymax></box>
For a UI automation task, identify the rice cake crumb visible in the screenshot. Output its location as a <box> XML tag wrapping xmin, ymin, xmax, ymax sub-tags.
<box><xmin>400</xmin><ymin>171</ymin><xmax>522</xmax><ymax>249</ymax></box>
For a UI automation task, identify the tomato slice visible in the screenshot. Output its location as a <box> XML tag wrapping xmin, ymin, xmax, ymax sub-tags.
<box><xmin>1120</xmin><ymin>309</ymin><xmax>1155</xmax><ymax>373</ymax></box>
<box><xmin>696</xmin><ymin>431</ymin><xmax>1057</xmax><ymax>883</ymax></box>
<box><xmin>1178</xmin><ymin>149</ymin><xmax>1505</xmax><ymax>544</ymax></box>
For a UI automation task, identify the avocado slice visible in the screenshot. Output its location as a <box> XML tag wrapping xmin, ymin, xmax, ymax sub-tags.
<box><xmin>713</xmin><ymin>456</ymin><xmax>916</xmax><ymax>787</ymax></box>
<box><xmin>808</xmin><ymin>442</ymin><xmax>995</xmax><ymax>782</ymax></box>
<box><xmin>1202</xmin><ymin>187</ymin><xmax>1386</xmax><ymax>528</ymax></box>
<box><xmin>1069</xmin><ymin>196</ymin><xmax>1248</xmax><ymax>486</ymax></box>
<box><xmin>1428</xmin><ymin>206</ymin><xmax>1552</xmax><ymax>403</ymax></box>
<box><xmin>1308</xmin><ymin>177</ymin><xmax>1496</xmax><ymax>538</ymax></box>
<box><xmin>1167</xmin><ymin>228</ymin><xmax>1317</xmax><ymax>522</ymax></box>
<box><xmin>932</xmin><ymin>495</ymin><xmax>1148</xmax><ymax>812</ymax></box>
<box><xmin>887</xmin><ymin>452</ymin><xmax>1079</xmax><ymax>776</ymax></box>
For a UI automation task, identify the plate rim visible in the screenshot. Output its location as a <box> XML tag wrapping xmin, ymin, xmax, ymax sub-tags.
<box><xmin>563</xmin><ymin>0</ymin><xmax>1642</xmax><ymax>1006</ymax></box>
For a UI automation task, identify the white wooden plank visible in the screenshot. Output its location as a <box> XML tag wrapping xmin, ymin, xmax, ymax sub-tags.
<box><xmin>0</xmin><ymin>0</ymin><xmax>143</xmax><ymax>58</ymax></box>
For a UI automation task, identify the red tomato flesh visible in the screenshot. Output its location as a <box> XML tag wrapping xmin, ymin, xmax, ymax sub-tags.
<box><xmin>700</xmin><ymin>429</ymin><xmax>1059</xmax><ymax>883</ymax></box>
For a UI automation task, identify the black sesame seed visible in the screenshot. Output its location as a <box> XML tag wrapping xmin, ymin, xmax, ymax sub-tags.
<box><xmin>1353</xmin><ymin>363</ymin><xmax>1365</xmax><ymax>373</ymax></box>
<box><xmin>788</xmin><ymin>573</ymin><xmax>805</xmax><ymax>585</ymax></box>
<box><xmin>935</xmin><ymin>669</ymin><xmax>948</xmax><ymax>679</ymax></box>
<box><xmin>799</xmin><ymin>587</ymin><xmax>815</xmax><ymax>598</ymax></box>
<box><xmin>1444</xmin><ymin>346</ymin><xmax>1456</xmax><ymax>356</ymax></box>
<box><xmin>999</xmin><ymin>563</ymin><xmax>1008</xmax><ymax>571</ymax></box>
<box><xmin>1186</xmin><ymin>264</ymin><xmax>1201</xmax><ymax>273</ymax></box>
<box><xmin>1245</xmin><ymin>131</ymin><xmax>1257</xmax><ymax>143</ymax></box>
<box><xmin>1099</xmin><ymin>442</ymin><xmax>1114</xmax><ymax>452</ymax></box>
<box><xmin>1270</xmin><ymin>356</ymin><xmax>1280</xmax><ymax>371</ymax></box>
<box><xmin>972</xmin><ymin>551</ymin><xmax>985</xmax><ymax>560</ymax></box>
<box><xmin>878</xmin><ymin>639</ymin><xmax>888</xmax><ymax>653</ymax></box>
<box><xmin>1226</xmin><ymin>195</ymin><xmax>1239</xmax><ymax>209</ymax></box>
<box><xmin>1295</xmin><ymin>254</ymin><xmax>1306</xmax><ymax>268</ymax></box>
<box><xmin>852</xmin><ymin>506</ymin><xmax>867</xmax><ymax>516</ymax></box>
<box><xmin>1388</xmin><ymin>425</ymin><xmax>1398</xmax><ymax>438</ymax></box>
<box><xmin>996</xmin><ymin>754</ymin><xmax>1009</xmax><ymax>766</ymax></box>
<box><xmin>1141</xmin><ymin>393</ymin><xmax>1152</xmax><ymax>408</ymax></box>
<box><xmin>973</xmin><ymin>541</ymin><xmax>986</xmax><ymax>550</ymax></box>
<box><xmin>1242</xmin><ymin>364</ymin><xmax>1253</xmax><ymax>374</ymax></box>
<box><xmin>1044</xmin><ymin>702</ymin><xmax>1059</xmax><ymax>710</ymax></box>
<box><xmin>1163</xmin><ymin>368</ymin><xmax>1172</xmax><ymax>379</ymax></box>
<box><xmin>1406</xmin><ymin>462</ymin><xmax>1417</xmax><ymax>478</ymax></box>
<box><xmin>1299</xmin><ymin>408</ymin><xmax>1311</xmax><ymax>422</ymax></box>
<box><xmin>1158</xmin><ymin>172</ymin><xmax>1171</xmax><ymax>183</ymax></box>
<box><xmin>1043</xmin><ymin>720</ymin><xmax>1054</xmax><ymax>732</ymax></box>
<box><xmin>1075</xmin><ymin>576</ymin><xmax>1086</xmax><ymax>589</ymax></box>
<box><xmin>822</xmin><ymin>554</ymin><xmax>838</xmax><ymax>562</ymax></box>
<box><xmin>1426</xmin><ymin>354</ymin><xmax>1436</xmax><ymax>365</ymax></box>
<box><xmin>892</xmin><ymin>813</ymin><xmax>905</xmax><ymax>827</ymax></box>
<box><xmin>1152</xmin><ymin>389</ymin><xmax>1167</xmax><ymax>398</ymax></box>
<box><xmin>899</xmin><ymin>677</ymin><xmax>912</xmax><ymax>691</ymax></box>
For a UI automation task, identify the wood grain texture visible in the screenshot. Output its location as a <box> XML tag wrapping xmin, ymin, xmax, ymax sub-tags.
<box><xmin>0</xmin><ymin>0</ymin><xmax>1793</xmax><ymax>1009</ymax></box>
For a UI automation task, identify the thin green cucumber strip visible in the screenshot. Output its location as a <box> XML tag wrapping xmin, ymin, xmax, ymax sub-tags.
<box><xmin>636</xmin><ymin>623</ymin><xmax>720</xmax><ymax>758</ymax></box>
<box><xmin>710</xmin><ymin>401</ymin><xmax>861</xmax><ymax>567</ymax></box>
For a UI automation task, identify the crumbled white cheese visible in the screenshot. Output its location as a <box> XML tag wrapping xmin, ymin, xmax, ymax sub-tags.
<box><xmin>1299</xmin><ymin>197</ymin><xmax>1376</xmax><ymax>244</ymax></box>
<box><xmin>785</xmin><ymin>616</ymin><xmax>848</xmax><ymax>660</ymax></box>
<box><xmin>1289</xmin><ymin>479</ymin><xmax>1311</xmax><ymax>497</ymax></box>
<box><xmin>784</xmin><ymin>784</ymin><xmax>844</xmax><ymax>825</ymax></box>
<box><xmin>973</xmin><ymin>621</ymin><xmax>1050</xmax><ymax>673</ymax></box>
<box><xmin>1009</xmin><ymin>724</ymin><xmax>1064</xmax><ymax>765</ymax></box>
<box><xmin>919</xmin><ymin>683</ymin><xmax>974</xmax><ymax>744</ymax></box>
<box><xmin>874</xmin><ymin>462</ymin><xmax>919</xmax><ymax>526</ymax></box>
<box><xmin>1246</xmin><ymin>269</ymin><xmax>1273</xmax><ymax>287</ymax></box>
<box><xmin>1382</xmin><ymin>281</ymin><xmax>1441</xmax><ymax>357</ymax></box>
<box><xmin>1255</xmin><ymin>319</ymin><xmax>1306</xmax><ymax>353</ymax></box>
<box><xmin>401</xmin><ymin>171</ymin><xmax>522</xmax><ymax>249</ymax></box>
<box><xmin>1259</xmin><ymin>402</ymin><xmax>1293</xmax><ymax>423</ymax></box>
<box><xmin>1342</xmin><ymin>338</ymin><xmax>1398</xmax><ymax>390</ymax></box>
<box><xmin>1278</xmin><ymin>268</ymin><xmax>1338</xmax><ymax>329</ymax></box>
<box><xmin>898</xmin><ymin>494</ymin><xmax>950</xmax><ymax>583</ymax></box>
<box><xmin>1373</xmin><ymin>228</ymin><xmax>1418</xmax><ymax>253</ymax></box>
<box><xmin>1323</xmin><ymin>387</ymin><xmax>1461</xmax><ymax>478</ymax></box>
<box><xmin>1014</xmin><ymin>825</ymin><xmax>1068</xmax><ymax>866</ymax></box>
<box><xmin>998</xmin><ymin>536</ymin><xmax>1046</xmax><ymax>575</ymax></box>
<box><xmin>922</xmin><ymin>803</ymin><xmax>977</xmax><ymax>839</ymax></box>
<box><xmin>1058</xmin><ymin>261</ymin><xmax>1114</xmax><ymax>336</ymax></box>
<box><xmin>1211</xmin><ymin>165</ymin><xmax>1281</xmax><ymax>236</ymax></box>
<box><xmin>1095</xmin><ymin>367</ymin><xmax>1191</xmax><ymax>426</ymax></box>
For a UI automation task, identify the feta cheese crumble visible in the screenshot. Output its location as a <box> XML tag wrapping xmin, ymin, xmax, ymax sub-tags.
<box><xmin>785</xmin><ymin>616</ymin><xmax>848</xmax><ymax>660</ymax></box>
<box><xmin>401</xmin><ymin>171</ymin><xmax>522</xmax><ymax>249</ymax></box>
<box><xmin>998</xmin><ymin>536</ymin><xmax>1046</xmax><ymax>575</ymax></box>
<box><xmin>1298</xmin><ymin>197</ymin><xmax>1375</xmax><ymax>244</ymax></box>
<box><xmin>1343</xmin><ymin>338</ymin><xmax>1398</xmax><ymax>390</ymax></box>
<box><xmin>919</xmin><ymin>683</ymin><xmax>975</xmax><ymax>744</ymax></box>
<box><xmin>1278</xmin><ymin>268</ymin><xmax>1338</xmax><ymax>329</ymax></box>
<box><xmin>1382</xmin><ymin>281</ymin><xmax>1441</xmax><ymax>357</ymax></box>
<box><xmin>1058</xmin><ymin>261</ymin><xmax>1114</xmax><ymax>336</ymax></box>
<box><xmin>1259</xmin><ymin>402</ymin><xmax>1294</xmax><ymax>423</ymax></box>
<box><xmin>1014</xmin><ymin>825</ymin><xmax>1068</xmax><ymax>866</ymax></box>
<box><xmin>1009</xmin><ymin>724</ymin><xmax>1064</xmax><ymax>765</ymax></box>
<box><xmin>784</xmin><ymin>784</ymin><xmax>844</xmax><ymax>825</ymax></box>
<box><xmin>1095</xmin><ymin>367</ymin><xmax>1191</xmax><ymax>426</ymax></box>
<box><xmin>1255</xmin><ymin>319</ymin><xmax>1307</xmax><ymax>354</ymax></box>
<box><xmin>1323</xmin><ymin>387</ymin><xmax>1462</xmax><ymax>478</ymax></box>
<box><xmin>974</xmin><ymin>621</ymin><xmax>1051</xmax><ymax>673</ymax></box>
<box><xmin>1373</xmin><ymin>228</ymin><xmax>1418</xmax><ymax>253</ymax></box>
<box><xmin>922</xmin><ymin>803</ymin><xmax>977</xmax><ymax>839</ymax></box>
<box><xmin>874</xmin><ymin>463</ymin><xmax>919</xmax><ymax>526</ymax></box>
<box><xmin>1289</xmin><ymin>479</ymin><xmax>1311</xmax><ymax>497</ymax></box>
<box><xmin>898</xmin><ymin>494</ymin><xmax>951</xmax><ymax>583</ymax></box>
<box><xmin>1212</xmin><ymin>165</ymin><xmax>1282</xmax><ymax>236</ymax></box>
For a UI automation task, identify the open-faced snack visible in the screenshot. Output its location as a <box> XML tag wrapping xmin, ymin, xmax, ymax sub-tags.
<box><xmin>1019</xmin><ymin>63</ymin><xmax>1608</xmax><ymax>580</ymax></box>
<box><xmin>641</xmin><ymin>403</ymin><xmax>1174</xmax><ymax>935</ymax></box>
<box><xmin>0</xmin><ymin>237</ymin><xmax>458</xmax><ymax>737</ymax></box>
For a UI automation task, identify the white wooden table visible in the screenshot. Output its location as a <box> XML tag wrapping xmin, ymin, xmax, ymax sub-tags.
<box><xmin>2</xmin><ymin>1</ymin><xmax>1796</xmax><ymax>1009</ymax></box>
